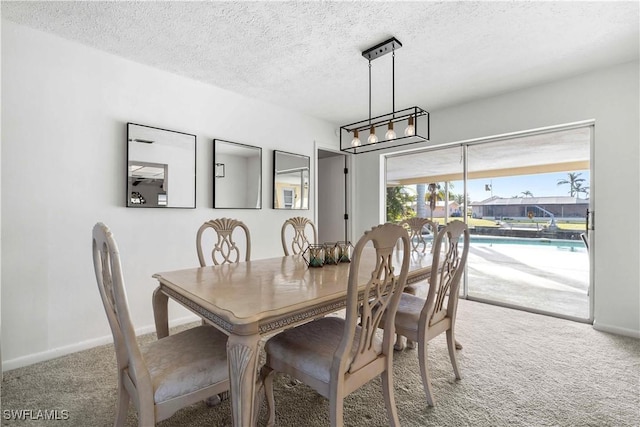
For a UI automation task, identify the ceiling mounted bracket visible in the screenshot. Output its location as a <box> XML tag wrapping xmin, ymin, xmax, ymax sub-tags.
<box><xmin>362</xmin><ymin>37</ymin><xmax>402</xmax><ymax>61</ymax></box>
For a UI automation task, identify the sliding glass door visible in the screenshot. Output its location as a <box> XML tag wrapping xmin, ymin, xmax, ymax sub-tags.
<box><xmin>385</xmin><ymin>124</ymin><xmax>592</xmax><ymax>321</ymax></box>
<box><xmin>465</xmin><ymin>128</ymin><xmax>591</xmax><ymax>320</ymax></box>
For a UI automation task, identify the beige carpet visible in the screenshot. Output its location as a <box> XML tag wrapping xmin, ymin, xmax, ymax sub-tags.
<box><xmin>2</xmin><ymin>299</ymin><xmax>639</xmax><ymax>426</ymax></box>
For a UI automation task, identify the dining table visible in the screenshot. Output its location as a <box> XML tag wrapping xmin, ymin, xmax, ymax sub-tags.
<box><xmin>152</xmin><ymin>249</ymin><xmax>434</xmax><ymax>427</ymax></box>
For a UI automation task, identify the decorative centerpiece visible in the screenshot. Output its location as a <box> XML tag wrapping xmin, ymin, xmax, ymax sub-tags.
<box><xmin>302</xmin><ymin>244</ymin><xmax>325</xmax><ymax>268</ymax></box>
<box><xmin>323</xmin><ymin>242</ymin><xmax>339</xmax><ymax>265</ymax></box>
<box><xmin>336</xmin><ymin>241</ymin><xmax>354</xmax><ymax>263</ymax></box>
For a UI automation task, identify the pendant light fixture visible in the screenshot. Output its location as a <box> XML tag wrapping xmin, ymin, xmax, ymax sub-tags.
<box><xmin>340</xmin><ymin>37</ymin><xmax>429</xmax><ymax>154</ymax></box>
<box><xmin>351</xmin><ymin>130</ymin><xmax>361</xmax><ymax>147</ymax></box>
<box><xmin>385</xmin><ymin>120</ymin><xmax>397</xmax><ymax>140</ymax></box>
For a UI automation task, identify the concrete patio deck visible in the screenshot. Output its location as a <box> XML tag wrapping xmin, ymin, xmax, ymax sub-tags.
<box><xmin>465</xmin><ymin>241</ymin><xmax>590</xmax><ymax>319</ymax></box>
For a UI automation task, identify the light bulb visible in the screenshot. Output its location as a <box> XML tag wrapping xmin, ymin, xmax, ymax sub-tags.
<box><xmin>351</xmin><ymin>130</ymin><xmax>361</xmax><ymax>147</ymax></box>
<box><xmin>404</xmin><ymin>116</ymin><xmax>415</xmax><ymax>136</ymax></box>
<box><xmin>385</xmin><ymin>120</ymin><xmax>396</xmax><ymax>140</ymax></box>
<box><xmin>367</xmin><ymin>125</ymin><xmax>378</xmax><ymax>144</ymax></box>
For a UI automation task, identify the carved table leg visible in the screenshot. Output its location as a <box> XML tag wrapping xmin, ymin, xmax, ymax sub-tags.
<box><xmin>227</xmin><ymin>333</ymin><xmax>262</xmax><ymax>427</ymax></box>
<box><xmin>394</xmin><ymin>335</ymin><xmax>408</xmax><ymax>351</ymax></box>
<box><xmin>152</xmin><ymin>286</ymin><xmax>169</xmax><ymax>339</ymax></box>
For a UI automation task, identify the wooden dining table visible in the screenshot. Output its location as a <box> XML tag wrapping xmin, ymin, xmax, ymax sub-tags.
<box><xmin>152</xmin><ymin>249</ymin><xmax>433</xmax><ymax>427</ymax></box>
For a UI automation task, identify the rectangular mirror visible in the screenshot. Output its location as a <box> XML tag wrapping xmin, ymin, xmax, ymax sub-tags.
<box><xmin>127</xmin><ymin>123</ymin><xmax>196</xmax><ymax>208</ymax></box>
<box><xmin>273</xmin><ymin>150</ymin><xmax>310</xmax><ymax>210</ymax></box>
<box><xmin>213</xmin><ymin>139</ymin><xmax>262</xmax><ymax>209</ymax></box>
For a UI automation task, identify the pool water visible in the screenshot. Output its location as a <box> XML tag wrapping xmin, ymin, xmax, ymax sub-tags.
<box><xmin>416</xmin><ymin>234</ymin><xmax>586</xmax><ymax>250</ymax></box>
<box><xmin>470</xmin><ymin>236</ymin><xmax>585</xmax><ymax>249</ymax></box>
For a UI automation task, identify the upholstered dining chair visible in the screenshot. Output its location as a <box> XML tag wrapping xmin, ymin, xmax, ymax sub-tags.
<box><xmin>400</xmin><ymin>217</ymin><xmax>438</xmax><ymax>254</ymax></box>
<box><xmin>197</xmin><ymin>218</ymin><xmax>251</xmax><ymax>266</ymax></box>
<box><xmin>383</xmin><ymin>220</ymin><xmax>469</xmax><ymax>407</ymax></box>
<box><xmin>281</xmin><ymin>216</ymin><xmax>318</xmax><ymax>255</ymax></box>
<box><xmin>261</xmin><ymin>223</ymin><xmax>411</xmax><ymax>426</ymax></box>
<box><xmin>92</xmin><ymin>222</ymin><xmax>230</xmax><ymax>426</ymax></box>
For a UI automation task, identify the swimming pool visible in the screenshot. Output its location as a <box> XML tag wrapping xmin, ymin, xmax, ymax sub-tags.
<box><xmin>416</xmin><ymin>234</ymin><xmax>586</xmax><ymax>249</ymax></box>
<box><xmin>469</xmin><ymin>236</ymin><xmax>585</xmax><ymax>249</ymax></box>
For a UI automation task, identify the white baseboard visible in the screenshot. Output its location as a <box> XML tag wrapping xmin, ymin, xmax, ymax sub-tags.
<box><xmin>1</xmin><ymin>314</ymin><xmax>200</xmax><ymax>372</ymax></box>
<box><xmin>593</xmin><ymin>320</ymin><xmax>640</xmax><ymax>339</ymax></box>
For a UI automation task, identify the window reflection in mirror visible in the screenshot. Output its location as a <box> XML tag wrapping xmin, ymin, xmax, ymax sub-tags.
<box><xmin>213</xmin><ymin>139</ymin><xmax>262</xmax><ymax>209</ymax></box>
<box><xmin>126</xmin><ymin>123</ymin><xmax>196</xmax><ymax>208</ymax></box>
<box><xmin>273</xmin><ymin>151</ymin><xmax>310</xmax><ymax>210</ymax></box>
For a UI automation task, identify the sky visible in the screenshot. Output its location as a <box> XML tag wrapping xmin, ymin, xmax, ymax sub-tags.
<box><xmin>410</xmin><ymin>170</ymin><xmax>590</xmax><ymax>203</ymax></box>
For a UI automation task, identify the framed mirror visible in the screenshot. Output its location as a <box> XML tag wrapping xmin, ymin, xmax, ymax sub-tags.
<box><xmin>273</xmin><ymin>150</ymin><xmax>310</xmax><ymax>210</ymax></box>
<box><xmin>213</xmin><ymin>139</ymin><xmax>262</xmax><ymax>209</ymax></box>
<box><xmin>127</xmin><ymin>123</ymin><xmax>196</xmax><ymax>208</ymax></box>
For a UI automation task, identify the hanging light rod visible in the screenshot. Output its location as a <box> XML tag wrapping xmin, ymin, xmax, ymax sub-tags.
<box><xmin>362</xmin><ymin>37</ymin><xmax>402</xmax><ymax>61</ymax></box>
<box><xmin>339</xmin><ymin>36</ymin><xmax>430</xmax><ymax>155</ymax></box>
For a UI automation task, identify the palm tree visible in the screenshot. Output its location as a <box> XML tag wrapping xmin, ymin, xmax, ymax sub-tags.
<box><xmin>426</xmin><ymin>183</ymin><xmax>442</xmax><ymax>220</ymax></box>
<box><xmin>574</xmin><ymin>182</ymin><xmax>590</xmax><ymax>199</ymax></box>
<box><xmin>453</xmin><ymin>193</ymin><xmax>469</xmax><ymax>205</ymax></box>
<box><xmin>557</xmin><ymin>172</ymin><xmax>586</xmax><ymax>197</ymax></box>
<box><xmin>521</xmin><ymin>190</ymin><xmax>534</xmax><ymax>197</ymax></box>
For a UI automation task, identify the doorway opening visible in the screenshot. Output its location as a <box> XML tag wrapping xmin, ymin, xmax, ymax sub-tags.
<box><xmin>316</xmin><ymin>148</ymin><xmax>349</xmax><ymax>243</ymax></box>
<box><xmin>385</xmin><ymin>123</ymin><xmax>593</xmax><ymax>322</ymax></box>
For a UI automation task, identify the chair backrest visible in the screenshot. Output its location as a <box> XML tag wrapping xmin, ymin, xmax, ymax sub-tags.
<box><xmin>281</xmin><ymin>217</ymin><xmax>318</xmax><ymax>255</ymax></box>
<box><xmin>196</xmin><ymin>218</ymin><xmax>251</xmax><ymax>266</ymax></box>
<box><xmin>336</xmin><ymin>223</ymin><xmax>410</xmax><ymax>375</ymax></box>
<box><xmin>423</xmin><ymin>220</ymin><xmax>470</xmax><ymax>327</ymax></box>
<box><xmin>92</xmin><ymin>223</ymin><xmax>153</xmax><ymax>402</ymax></box>
<box><xmin>400</xmin><ymin>217</ymin><xmax>438</xmax><ymax>253</ymax></box>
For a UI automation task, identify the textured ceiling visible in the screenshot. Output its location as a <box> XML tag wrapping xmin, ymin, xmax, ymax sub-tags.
<box><xmin>2</xmin><ymin>1</ymin><xmax>638</xmax><ymax>127</ymax></box>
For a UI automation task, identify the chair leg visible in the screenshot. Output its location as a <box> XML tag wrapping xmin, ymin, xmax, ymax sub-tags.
<box><xmin>114</xmin><ymin>380</ymin><xmax>130</xmax><ymax>427</ymax></box>
<box><xmin>137</xmin><ymin>406</ymin><xmax>155</xmax><ymax>427</ymax></box>
<box><xmin>261</xmin><ymin>366</ymin><xmax>276</xmax><ymax>427</ymax></box>
<box><xmin>418</xmin><ymin>340</ymin><xmax>436</xmax><ymax>406</ymax></box>
<box><xmin>329</xmin><ymin>394</ymin><xmax>344</xmax><ymax>427</ymax></box>
<box><xmin>446</xmin><ymin>329</ymin><xmax>462</xmax><ymax>380</ymax></box>
<box><xmin>382</xmin><ymin>364</ymin><xmax>400</xmax><ymax>426</ymax></box>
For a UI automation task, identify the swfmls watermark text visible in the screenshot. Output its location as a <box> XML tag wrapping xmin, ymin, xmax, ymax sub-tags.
<box><xmin>3</xmin><ymin>409</ymin><xmax>69</xmax><ymax>421</ymax></box>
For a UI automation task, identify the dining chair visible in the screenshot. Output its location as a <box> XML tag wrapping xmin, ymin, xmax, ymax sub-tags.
<box><xmin>196</xmin><ymin>218</ymin><xmax>251</xmax><ymax>266</ymax></box>
<box><xmin>261</xmin><ymin>223</ymin><xmax>411</xmax><ymax>426</ymax></box>
<box><xmin>399</xmin><ymin>217</ymin><xmax>439</xmax><ymax>298</ymax></box>
<box><xmin>383</xmin><ymin>220</ymin><xmax>469</xmax><ymax>407</ymax></box>
<box><xmin>400</xmin><ymin>217</ymin><xmax>438</xmax><ymax>254</ymax></box>
<box><xmin>92</xmin><ymin>222</ymin><xmax>230</xmax><ymax>426</ymax></box>
<box><xmin>281</xmin><ymin>216</ymin><xmax>318</xmax><ymax>255</ymax></box>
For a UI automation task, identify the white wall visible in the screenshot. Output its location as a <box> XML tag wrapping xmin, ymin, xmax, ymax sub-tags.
<box><xmin>1</xmin><ymin>21</ymin><xmax>335</xmax><ymax>369</ymax></box>
<box><xmin>353</xmin><ymin>61</ymin><xmax>640</xmax><ymax>337</ymax></box>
